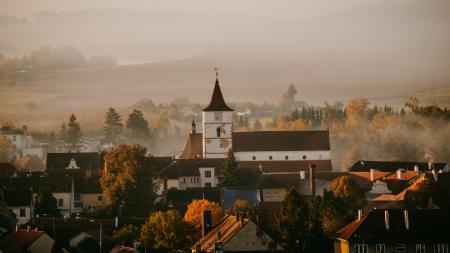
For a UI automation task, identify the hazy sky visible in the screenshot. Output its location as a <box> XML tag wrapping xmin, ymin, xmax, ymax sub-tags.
<box><xmin>0</xmin><ymin>0</ymin><xmax>382</xmax><ymax>19</ymax></box>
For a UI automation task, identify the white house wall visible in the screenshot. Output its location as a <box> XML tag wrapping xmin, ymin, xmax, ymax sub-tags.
<box><xmin>234</xmin><ymin>150</ymin><xmax>331</xmax><ymax>161</ymax></box>
<box><xmin>10</xmin><ymin>206</ymin><xmax>31</xmax><ymax>225</ymax></box>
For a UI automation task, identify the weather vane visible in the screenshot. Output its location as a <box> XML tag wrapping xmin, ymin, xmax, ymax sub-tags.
<box><xmin>213</xmin><ymin>67</ymin><xmax>218</xmax><ymax>79</ymax></box>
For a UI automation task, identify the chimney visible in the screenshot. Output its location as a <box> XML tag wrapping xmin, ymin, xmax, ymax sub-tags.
<box><xmin>384</xmin><ymin>210</ymin><xmax>390</xmax><ymax>230</ymax></box>
<box><xmin>404</xmin><ymin>210</ymin><xmax>409</xmax><ymax>230</ymax></box>
<box><xmin>15</xmin><ymin>224</ymin><xmax>19</xmax><ymax>232</ymax></box>
<box><xmin>370</xmin><ymin>169</ymin><xmax>375</xmax><ymax>181</ymax></box>
<box><xmin>202</xmin><ymin>210</ymin><xmax>212</xmax><ymax>237</ymax></box>
<box><xmin>309</xmin><ymin>164</ymin><xmax>316</xmax><ymax>197</ymax></box>
<box><xmin>258</xmin><ymin>164</ymin><xmax>263</xmax><ymax>173</ymax></box>
<box><xmin>300</xmin><ymin>170</ymin><xmax>305</xmax><ymax>180</ymax></box>
<box><xmin>414</xmin><ymin>165</ymin><xmax>419</xmax><ymax>172</ymax></box>
<box><xmin>396</xmin><ymin>169</ymin><xmax>402</xmax><ymax>180</ymax></box>
<box><xmin>27</xmin><ymin>225</ymin><xmax>30</xmax><ymax>232</ymax></box>
<box><xmin>357</xmin><ymin>209</ymin><xmax>363</xmax><ymax>221</ymax></box>
<box><xmin>432</xmin><ymin>169</ymin><xmax>438</xmax><ymax>181</ymax></box>
<box><xmin>428</xmin><ymin>161</ymin><xmax>432</xmax><ymax>170</ymax></box>
<box><xmin>115</xmin><ymin>216</ymin><xmax>119</xmax><ymax>228</ymax></box>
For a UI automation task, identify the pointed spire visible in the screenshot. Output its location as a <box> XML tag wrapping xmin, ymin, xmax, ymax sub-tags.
<box><xmin>191</xmin><ymin>117</ymin><xmax>196</xmax><ymax>134</ymax></box>
<box><xmin>203</xmin><ymin>68</ymin><xmax>233</xmax><ymax>112</ymax></box>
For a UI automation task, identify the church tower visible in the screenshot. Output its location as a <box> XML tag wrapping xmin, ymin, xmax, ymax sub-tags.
<box><xmin>202</xmin><ymin>70</ymin><xmax>233</xmax><ymax>159</ymax></box>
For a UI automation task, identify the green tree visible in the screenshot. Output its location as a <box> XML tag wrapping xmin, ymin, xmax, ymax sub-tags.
<box><xmin>35</xmin><ymin>188</ymin><xmax>58</xmax><ymax>215</ymax></box>
<box><xmin>126</xmin><ymin>109</ymin><xmax>150</xmax><ymax>144</ymax></box>
<box><xmin>219</xmin><ymin>149</ymin><xmax>240</xmax><ymax>186</ymax></box>
<box><xmin>59</xmin><ymin>122</ymin><xmax>68</xmax><ymax>149</ymax></box>
<box><xmin>104</xmin><ymin>107</ymin><xmax>123</xmax><ymax>145</ymax></box>
<box><xmin>276</xmin><ymin>188</ymin><xmax>311</xmax><ymax>252</ymax></box>
<box><xmin>111</xmin><ymin>224</ymin><xmax>138</xmax><ymax>247</ymax></box>
<box><xmin>100</xmin><ymin>144</ymin><xmax>155</xmax><ymax>216</ymax></box>
<box><xmin>140</xmin><ymin>210</ymin><xmax>195</xmax><ymax>250</ymax></box>
<box><xmin>67</xmin><ymin>114</ymin><xmax>82</xmax><ymax>150</ymax></box>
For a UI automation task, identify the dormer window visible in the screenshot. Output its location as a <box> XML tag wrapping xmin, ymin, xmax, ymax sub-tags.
<box><xmin>214</xmin><ymin>112</ymin><xmax>222</xmax><ymax>121</ymax></box>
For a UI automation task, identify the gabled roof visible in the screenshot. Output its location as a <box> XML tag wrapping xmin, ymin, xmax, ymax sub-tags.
<box><xmin>0</xmin><ymin>126</ymin><xmax>24</xmax><ymax>135</ymax></box>
<box><xmin>179</xmin><ymin>133</ymin><xmax>203</xmax><ymax>159</ymax></box>
<box><xmin>233</xmin><ymin>130</ymin><xmax>331</xmax><ymax>152</ymax></box>
<box><xmin>203</xmin><ymin>79</ymin><xmax>233</xmax><ymax>112</ymax></box>
<box><xmin>3</xmin><ymin>189</ymin><xmax>33</xmax><ymax>207</ymax></box>
<box><xmin>46</xmin><ymin>152</ymin><xmax>104</xmax><ymax>172</ymax></box>
<box><xmin>335</xmin><ymin>209</ymin><xmax>450</xmax><ymax>243</ymax></box>
<box><xmin>193</xmin><ymin>215</ymin><xmax>250</xmax><ymax>252</ymax></box>
<box><xmin>349</xmin><ymin>160</ymin><xmax>448</xmax><ymax>172</ymax></box>
<box><xmin>0</xmin><ymin>229</ymin><xmax>46</xmax><ymax>253</ymax></box>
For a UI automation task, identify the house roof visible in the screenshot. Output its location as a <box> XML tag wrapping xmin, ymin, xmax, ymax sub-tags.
<box><xmin>0</xmin><ymin>229</ymin><xmax>45</xmax><ymax>253</ymax></box>
<box><xmin>349</xmin><ymin>160</ymin><xmax>448</xmax><ymax>172</ymax></box>
<box><xmin>0</xmin><ymin>163</ymin><xmax>17</xmax><ymax>178</ymax></box>
<box><xmin>348</xmin><ymin>171</ymin><xmax>419</xmax><ymax>192</ymax></box>
<box><xmin>0</xmin><ymin>126</ymin><xmax>24</xmax><ymax>135</ymax></box>
<box><xmin>179</xmin><ymin>133</ymin><xmax>203</xmax><ymax>159</ymax></box>
<box><xmin>203</xmin><ymin>78</ymin><xmax>233</xmax><ymax>112</ymax></box>
<box><xmin>46</xmin><ymin>152</ymin><xmax>105</xmax><ymax>172</ymax></box>
<box><xmin>3</xmin><ymin>189</ymin><xmax>33</xmax><ymax>207</ymax></box>
<box><xmin>157</xmin><ymin>158</ymin><xmax>224</xmax><ymax>179</ymax></box>
<box><xmin>193</xmin><ymin>215</ymin><xmax>250</xmax><ymax>252</ymax></box>
<box><xmin>238</xmin><ymin>160</ymin><xmax>333</xmax><ymax>173</ymax></box>
<box><xmin>233</xmin><ymin>130</ymin><xmax>330</xmax><ymax>152</ymax></box>
<box><xmin>335</xmin><ymin>209</ymin><xmax>450</xmax><ymax>243</ymax></box>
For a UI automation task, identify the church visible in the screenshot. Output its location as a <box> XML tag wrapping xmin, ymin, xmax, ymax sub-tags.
<box><xmin>156</xmin><ymin>73</ymin><xmax>333</xmax><ymax>192</ymax></box>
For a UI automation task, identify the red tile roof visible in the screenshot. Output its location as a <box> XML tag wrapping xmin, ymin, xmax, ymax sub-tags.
<box><xmin>0</xmin><ymin>229</ymin><xmax>46</xmax><ymax>253</ymax></box>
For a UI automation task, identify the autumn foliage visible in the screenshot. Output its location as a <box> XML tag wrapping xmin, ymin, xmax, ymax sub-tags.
<box><xmin>183</xmin><ymin>199</ymin><xmax>223</xmax><ymax>229</ymax></box>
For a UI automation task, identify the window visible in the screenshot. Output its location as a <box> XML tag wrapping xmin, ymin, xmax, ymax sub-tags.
<box><xmin>214</xmin><ymin>112</ymin><xmax>222</xmax><ymax>121</ymax></box>
<box><xmin>395</xmin><ymin>244</ymin><xmax>406</xmax><ymax>253</ymax></box>
<box><xmin>269</xmin><ymin>156</ymin><xmax>273</xmax><ymax>160</ymax></box>
<box><xmin>274</xmin><ymin>192</ymin><xmax>279</xmax><ymax>201</ymax></box>
<box><xmin>182</xmin><ymin>178</ymin><xmax>186</xmax><ymax>184</ymax></box>
<box><xmin>354</xmin><ymin>244</ymin><xmax>368</xmax><ymax>253</ymax></box>
<box><xmin>74</xmin><ymin>193</ymin><xmax>81</xmax><ymax>201</ymax></box>
<box><xmin>205</xmin><ymin>183</ymin><xmax>212</xmax><ymax>188</ymax></box>
<box><xmin>376</xmin><ymin>244</ymin><xmax>386</xmax><ymax>253</ymax></box>
<box><xmin>285</xmin><ymin>155</ymin><xmax>289</xmax><ymax>160</ymax></box>
<box><xmin>416</xmin><ymin>244</ymin><xmax>426</xmax><ymax>253</ymax></box>
<box><xmin>19</xmin><ymin>208</ymin><xmax>26</xmax><ymax>217</ymax></box>
<box><xmin>97</xmin><ymin>195</ymin><xmax>103</xmax><ymax>201</ymax></box>
<box><xmin>58</xmin><ymin>199</ymin><xmax>64</xmax><ymax>207</ymax></box>
<box><xmin>303</xmin><ymin>155</ymin><xmax>307</xmax><ymax>160</ymax></box>
<box><xmin>265</xmin><ymin>192</ymin><xmax>270</xmax><ymax>200</ymax></box>
<box><xmin>434</xmin><ymin>244</ymin><xmax>449</xmax><ymax>253</ymax></box>
<box><xmin>252</xmin><ymin>156</ymin><xmax>256</xmax><ymax>161</ymax></box>
<box><xmin>205</xmin><ymin>170</ymin><xmax>212</xmax><ymax>178</ymax></box>
<box><xmin>12</xmin><ymin>136</ymin><xmax>16</xmax><ymax>141</ymax></box>
<box><xmin>216</xmin><ymin>127</ymin><xmax>221</xmax><ymax>137</ymax></box>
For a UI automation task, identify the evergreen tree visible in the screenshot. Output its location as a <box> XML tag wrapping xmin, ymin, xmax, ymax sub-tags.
<box><xmin>126</xmin><ymin>109</ymin><xmax>151</xmax><ymax>144</ymax></box>
<box><xmin>35</xmin><ymin>188</ymin><xmax>58</xmax><ymax>215</ymax></box>
<box><xmin>104</xmin><ymin>107</ymin><xmax>123</xmax><ymax>145</ymax></box>
<box><xmin>276</xmin><ymin>188</ymin><xmax>311</xmax><ymax>252</ymax></box>
<box><xmin>66</xmin><ymin>114</ymin><xmax>82</xmax><ymax>150</ymax></box>
<box><xmin>59</xmin><ymin>122</ymin><xmax>68</xmax><ymax>149</ymax></box>
<box><xmin>220</xmin><ymin>149</ymin><xmax>240</xmax><ymax>186</ymax></box>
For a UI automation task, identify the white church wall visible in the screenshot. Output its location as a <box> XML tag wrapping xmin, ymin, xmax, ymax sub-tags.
<box><xmin>234</xmin><ymin>150</ymin><xmax>331</xmax><ymax>161</ymax></box>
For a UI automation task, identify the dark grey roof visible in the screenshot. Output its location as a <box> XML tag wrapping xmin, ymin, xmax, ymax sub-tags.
<box><xmin>349</xmin><ymin>160</ymin><xmax>448</xmax><ymax>172</ymax></box>
<box><xmin>232</xmin><ymin>130</ymin><xmax>331</xmax><ymax>152</ymax></box>
<box><xmin>157</xmin><ymin>158</ymin><xmax>225</xmax><ymax>179</ymax></box>
<box><xmin>203</xmin><ymin>79</ymin><xmax>233</xmax><ymax>112</ymax></box>
<box><xmin>46</xmin><ymin>152</ymin><xmax>104</xmax><ymax>172</ymax></box>
<box><xmin>336</xmin><ymin>209</ymin><xmax>450</xmax><ymax>243</ymax></box>
<box><xmin>3</xmin><ymin>189</ymin><xmax>33</xmax><ymax>206</ymax></box>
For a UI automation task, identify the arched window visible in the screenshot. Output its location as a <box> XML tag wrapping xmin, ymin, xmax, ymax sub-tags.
<box><xmin>252</xmin><ymin>156</ymin><xmax>256</xmax><ymax>160</ymax></box>
<box><xmin>285</xmin><ymin>155</ymin><xmax>289</xmax><ymax>160</ymax></box>
<box><xmin>269</xmin><ymin>156</ymin><xmax>273</xmax><ymax>160</ymax></box>
<box><xmin>303</xmin><ymin>155</ymin><xmax>307</xmax><ymax>160</ymax></box>
<box><xmin>216</xmin><ymin>127</ymin><xmax>221</xmax><ymax>137</ymax></box>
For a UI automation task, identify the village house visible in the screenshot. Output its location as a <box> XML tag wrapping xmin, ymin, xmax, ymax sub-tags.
<box><xmin>192</xmin><ymin>212</ymin><xmax>284</xmax><ymax>253</ymax></box>
<box><xmin>334</xmin><ymin>209</ymin><xmax>450</xmax><ymax>253</ymax></box>
<box><xmin>0</xmin><ymin>228</ymin><xmax>55</xmax><ymax>253</ymax></box>
<box><xmin>2</xmin><ymin>189</ymin><xmax>34</xmax><ymax>225</ymax></box>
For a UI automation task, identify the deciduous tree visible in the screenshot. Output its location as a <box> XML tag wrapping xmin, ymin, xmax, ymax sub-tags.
<box><xmin>184</xmin><ymin>199</ymin><xmax>223</xmax><ymax>229</ymax></box>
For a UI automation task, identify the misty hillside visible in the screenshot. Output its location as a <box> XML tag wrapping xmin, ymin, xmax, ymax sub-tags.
<box><xmin>1</xmin><ymin>0</ymin><xmax>449</xmax><ymax>109</ymax></box>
